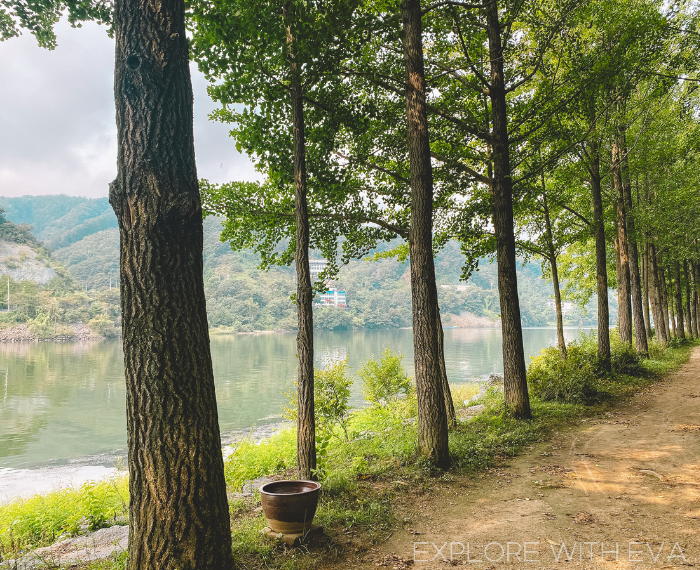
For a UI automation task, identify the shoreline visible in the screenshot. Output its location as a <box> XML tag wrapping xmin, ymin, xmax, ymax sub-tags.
<box><xmin>1</xmin><ymin>322</ymin><xmax>597</xmax><ymax>342</ymax></box>
<box><xmin>0</xmin><ymin>421</ymin><xmax>290</xmax><ymax>503</ymax></box>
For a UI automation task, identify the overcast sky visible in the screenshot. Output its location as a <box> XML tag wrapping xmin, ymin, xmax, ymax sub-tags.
<box><xmin>0</xmin><ymin>20</ymin><xmax>260</xmax><ymax>199</ymax></box>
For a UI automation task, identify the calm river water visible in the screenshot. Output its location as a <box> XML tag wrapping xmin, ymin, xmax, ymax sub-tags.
<box><xmin>0</xmin><ymin>327</ymin><xmax>588</xmax><ymax>470</ymax></box>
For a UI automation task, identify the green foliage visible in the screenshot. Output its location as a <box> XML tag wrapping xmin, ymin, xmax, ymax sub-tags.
<box><xmin>527</xmin><ymin>332</ymin><xmax>645</xmax><ymax>404</ymax></box>
<box><xmin>359</xmin><ymin>348</ymin><xmax>412</xmax><ymax>405</ymax></box>
<box><xmin>0</xmin><ymin>476</ymin><xmax>128</xmax><ymax>559</ymax></box>
<box><xmin>224</xmin><ymin>429</ymin><xmax>297</xmax><ymax>491</ymax></box>
<box><xmin>284</xmin><ymin>358</ymin><xmax>352</xmax><ymax>437</ymax></box>
<box><xmin>527</xmin><ymin>335</ymin><xmax>600</xmax><ymax>403</ymax></box>
<box><xmin>314</xmin><ymin>359</ymin><xmax>352</xmax><ymax>436</ymax></box>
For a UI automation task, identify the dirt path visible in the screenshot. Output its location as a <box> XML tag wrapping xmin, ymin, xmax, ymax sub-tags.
<box><xmin>331</xmin><ymin>349</ymin><xmax>700</xmax><ymax>570</ymax></box>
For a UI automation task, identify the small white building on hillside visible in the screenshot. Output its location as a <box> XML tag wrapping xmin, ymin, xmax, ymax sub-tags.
<box><xmin>318</xmin><ymin>288</ymin><xmax>347</xmax><ymax>308</ymax></box>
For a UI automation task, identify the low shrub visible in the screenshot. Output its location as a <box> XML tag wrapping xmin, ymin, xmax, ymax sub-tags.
<box><xmin>527</xmin><ymin>337</ymin><xmax>599</xmax><ymax>404</ymax></box>
<box><xmin>609</xmin><ymin>334</ymin><xmax>644</xmax><ymax>376</ymax></box>
<box><xmin>359</xmin><ymin>348</ymin><xmax>412</xmax><ymax>405</ymax></box>
<box><xmin>527</xmin><ymin>332</ymin><xmax>644</xmax><ymax>404</ymax></box>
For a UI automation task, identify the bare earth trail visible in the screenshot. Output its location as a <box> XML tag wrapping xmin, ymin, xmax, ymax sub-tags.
<box><xmin>328</xmin><ymin>349</ymin><xmax>700</xmax><ymax>570</ymax></box>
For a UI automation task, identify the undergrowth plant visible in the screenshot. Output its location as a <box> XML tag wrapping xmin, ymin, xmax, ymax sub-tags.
<box><xmin>359</xmin><ymin>348</ymin><xmax>412</xmax><ymax>405</ymax></box>
<box><xmin>0</xmin><ymin>476</ymin><xmax>128</xmax><ymax>560</ymax></box>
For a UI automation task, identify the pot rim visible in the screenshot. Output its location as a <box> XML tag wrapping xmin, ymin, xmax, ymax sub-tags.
<box><xmin>259</xmin><ymin>480</ymin><xmax>321</xmax><ymax>496</ymax></box>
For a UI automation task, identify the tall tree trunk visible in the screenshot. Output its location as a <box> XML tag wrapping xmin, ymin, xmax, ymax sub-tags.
<box><xmin>542</xmin><ymin>188</ymin><xmax>566</xmax><ymax>359</ymax></box>
<box><xmin>690</xmin><ymin>260</ymin><xmax>700</xmax><ymax>338</ymax></box>
<box><xmin>684</xmin><ymin>260</ymin><xmax>693</xmax><ymax>339</ymax></box>
<box><xmin>589</xmin><ymin>139</ymin><xmax>610</xmax><ymax>368</ymax></box>
<box><xmin>285</xmin><ymin>2</ymin><xmax>316</xmax><ymax>480</ymax></box>
<box><xmin>647</xmin><ymin>243</ymin><xmax>661</xmax><ymax>341</ymax></box>
<box><xmin>673</xmin><ymin>261</ymin><xmax>685</xmax><ymax>339</ymax></box>
<box><xmin>667</xmin><ymin>270</ymin><xmax>681</xmax><ymax>338</ymax></box>
<box><xmin>662</xmin><ymin>266</ymin><xmax>675</xmax><ymax>338</ymax></box>
<box><xmin>649</xmin><ymin>243</ymin><xmax>668</xmax><ymax>345</ymax></box>
<box><xmin>690</xmin><ymin>260</ymin><xmax>699</xmax><ymax>338</ymax></box>
<box><xmin>111</xmin><ymin>0</ymin><xmax>234</xmax><ymax>566</ymax></box>
<box><xmin>620</xmin><ymin>133</ymin><xmax>647</xmax><ymax>354</ymax></box>
<box><xmin>612</xmin><ymin>142</ymin><xmax>632</xmax><ymax>344</ymax></box>
<box><xmin>642</xmin><ymin>241</ymin><xmax>653</xmax><ymax>340</ymax></box>
<box><xmin>436</xmin><ymin>306</ymin><xmax>456</xmax><ymax>427</ymax></box>
<box><xmin>661</xmin><ymin>266</ymin><xmax>671</xmax><ymax>340</ymax></box>
<box><xmin>402</xmin><ymin>0</ymin><xmax>450</xmax><ymax>467</ymax></box>
<box><xmin>486</xmin><ymin>0</ymin><xmax>531</xmax><ymax>418</ymax></box>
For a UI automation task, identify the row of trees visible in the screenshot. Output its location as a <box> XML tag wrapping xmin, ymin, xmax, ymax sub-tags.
<box><xmin>6</xmin><ymin>0</ymin><xmax>699</xmax><ymax>567</ymax></box>
<box><xmin>190</xmin><ymin>0</ymin><xmax>700</xmax><ymax>481</ymax></box>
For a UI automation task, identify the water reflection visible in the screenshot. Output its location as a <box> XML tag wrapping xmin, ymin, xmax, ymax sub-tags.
<box><xmin>0</xmin><ymin>327</ymin><xmax>587</xmax><ymax>468</ymax></box>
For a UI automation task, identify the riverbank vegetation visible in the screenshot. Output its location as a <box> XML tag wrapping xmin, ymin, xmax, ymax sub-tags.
<box><xmin>0</xmin><ymin>337</ymin><xmax>694</xmax><ymax>568</ymax></box>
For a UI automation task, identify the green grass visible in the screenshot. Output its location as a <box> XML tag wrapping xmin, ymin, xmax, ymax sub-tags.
<box><xmin>2</xmin><ymin>336</ymin><xmax>696</xmax><ymax>569</ymax></box>
<box><xmin>0</xmin><ymin>476</ymin><xmax>128</xmax><ymax>561</ymax></box>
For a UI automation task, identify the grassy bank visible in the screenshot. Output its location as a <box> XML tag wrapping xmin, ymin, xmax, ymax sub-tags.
<box><xmin>0</xmin><ymin>335</ymin><xmax>695</xmax><ymax>569</ymax></box>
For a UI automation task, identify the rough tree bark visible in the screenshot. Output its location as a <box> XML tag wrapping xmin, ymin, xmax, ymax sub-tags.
<box><xmin>589</xmin><ymin>139</ymin><xmax>610</xmax><ymax>368</ymax></box>
<box><xmin>542</xmin><ymin>189</ymin><xmax>566</xmax><ymax>359</ymax></box>
<box><xmin>647</xmin><ymin>245</ymin><xmax>661</xmax><ymax>340</ymax></box>
<box><xmin>690</xmin><ymin>260</ymin><xmax>699</xmax><ymax>339</ymax></box>
<box><xmin>402</xmin><ymin>0</ymin><xmax>450</xmax><ymax>467</ymax></box>
<box><xmin>110</xmin><ymin>0</ymin><xmax>234</xmax><ymax>566</ymax></box>
<box><xmin>284</xmin><ymin>1</ymin><xmax>316</xmax><ymax>480</ymax></box>
<box><xmin>612</xmin><ymin>141</ymin><xmax>632</xmax><ymax>344</ymax></box>
<box><xmin>661</xmin><ymin>265</ymin><xmax>675</xmax><ymax>338</ymax></box>
<box><xmin>486</xmin><ymin>0</ymin><xmax>531</xmax><ymax>418</ymax></box>
<box><xmin>684</xmin><ymin>260</ymin><xmax>693</xmax><ymax>339</ymax></box>
<box><xmin>620</xmin><ymin>134</ymin><xmax>647</xmax><ymax>354</ymax></box>
<box><xmin>436</xmin><ymin>306</ymin><xmax>456</xmax><ymax>427</ymax></box>
<box><xmin>649</xmin><ymin>243</ymin><xmax>668</xmax><ymax>344</ymax></box>
<box><xmin>673</xmin><ymin>261</ymin><xmax>684</xmax><ymax>339</ymax></box>
<box><xmin>642</xmin><ymin>242</ymin><xmax>653</xmax><ymax>340</ymax></box>
<box><xmin>690</xmin><ymin>260</ymin><xmax>700</xmax><ymax>338</ymax></box>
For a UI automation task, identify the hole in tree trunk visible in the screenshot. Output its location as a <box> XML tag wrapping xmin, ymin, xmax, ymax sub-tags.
<box><xmin>127</xmin><ymin>55</ymin><xmax>141</xmax><ymax>70</ymax></box>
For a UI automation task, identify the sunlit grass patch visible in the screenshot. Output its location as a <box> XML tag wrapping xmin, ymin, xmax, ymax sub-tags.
<box><xmin>0</xmin><ymin>475</ymin><xmax>128</xmax><ymax>560</ymax></box>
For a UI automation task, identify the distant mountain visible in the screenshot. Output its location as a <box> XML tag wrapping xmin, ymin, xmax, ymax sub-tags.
<box><xmin>0</xmin><ymin>195</ymin><xmax>116</xmax><ymax>250</ymax></box>
<box><xmin>0</xmin><ymin>194</ymin><xmax>599</xmax><ymax>331</ymax></box>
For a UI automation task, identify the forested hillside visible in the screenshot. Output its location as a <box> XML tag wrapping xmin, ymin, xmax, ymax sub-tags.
<box><xmin>0</xmin><ymin>195</ymin><xmax>592</xmax><ymax>332</ymax></box>
<box><xmin>0</xmin><ymin>203</ymin><xmax>121</xmax><ymax>338</ymax></box>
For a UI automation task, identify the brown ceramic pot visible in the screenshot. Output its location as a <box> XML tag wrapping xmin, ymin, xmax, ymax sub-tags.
<box><xmin>259</xmin><ymin>480</ymin><xmax>321</xmax><ymax>534</ymax></box>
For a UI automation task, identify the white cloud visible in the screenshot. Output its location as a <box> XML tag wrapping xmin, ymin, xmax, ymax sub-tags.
<box><xmin>0</xmin><ymin>19</ymin><xmax>260</xmax><ymax>198</ymax></box>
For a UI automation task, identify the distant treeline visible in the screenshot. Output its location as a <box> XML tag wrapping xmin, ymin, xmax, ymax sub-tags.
<box><xmin>0</xmin><ymin>195</ymin><xmax>601</xmax><ymax>333</ymax></box>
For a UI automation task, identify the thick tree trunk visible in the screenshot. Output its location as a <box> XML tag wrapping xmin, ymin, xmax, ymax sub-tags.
<box><xmin>589</xmin><ymin>140</ymin><xmax>610</xmax><ymax>368</ymax></box>
<box><xmin>662</xmin><ymin>266</ymin><xmax>675</xmax><ymax>338</ymax></box>
<box><xmin>436</xmin><ymin>306</ymin><xmax>456</xmax><ymax>428</ymax></box>
<box><xmin>285</xmin><ymin>3</ymin><xmax>316</xmax><ymax>480</ymax></box>
<box><xmin>620</xmin><ymin>134</ymin><xmax>647</xmax><ymax>354</ymax></box>
<box><xmin>684</xmin><ymin>260</ymin><xmax>693</xmax><ymax>339</ymax></box>
<box><xmin>542</xmin><ymin>190</ymin><xmax>566</xmax><ymax>359</ymax></box>
<box><xmin>647</xmin><ymin>245</ymin><xmax>661</xmax><ymax>340</ymax></box>
<box><xmin>674</xmin><ymin>260</ymin><xmax>686</xmax><ymax>340</ymax></box>
<box><xmin>668</xmin><ymin>274</ymin><xmax>678</xmax><ymax>337</ymax></box>
<box><xmin>690</xmin><ymin>260</ymin><xmax>699</xmax><ymax>339</ymax></box>
<box><xmin>111</xmin><ymin>0</ymin><xmax>234</xmax><ymax>566</ymax></box>
<box><xmin>612</xmin><ymin>142</ymin><xmax>632</xmax><ymax>344</ymax></box>
<box><xmin>642</xmin><ymin>242</ymin><xmax>653</xmax><ymax>340</ymax></box>
<box><xmin>660</xmin><ymin>267</ymin><xmax>671</xmax><ymax>340</ymax></box>
<box><xmin>649</xmin><ymin>243</ymin><xmax>667</xmax><ymax>345</ymax></box>
<box><xmin>693</xmin><ymin>260</ymin><xmax>700</xmax><ymax>338</ymax></box>
<box><xmin>486</xmin><ymin>0</ymin><xmax>531</xmax><ymax>418</ymax></box>
<box><xmin>402</xmin><ymin>0</ymin><xmax>450</xmax><ymax>467</ymax></box>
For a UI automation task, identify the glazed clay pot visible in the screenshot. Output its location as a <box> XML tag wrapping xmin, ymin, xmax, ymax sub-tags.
<box><xmin>259</xmin><ymin>480</ymin><xmax>321</xmax><ymax>534</ymax></box>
